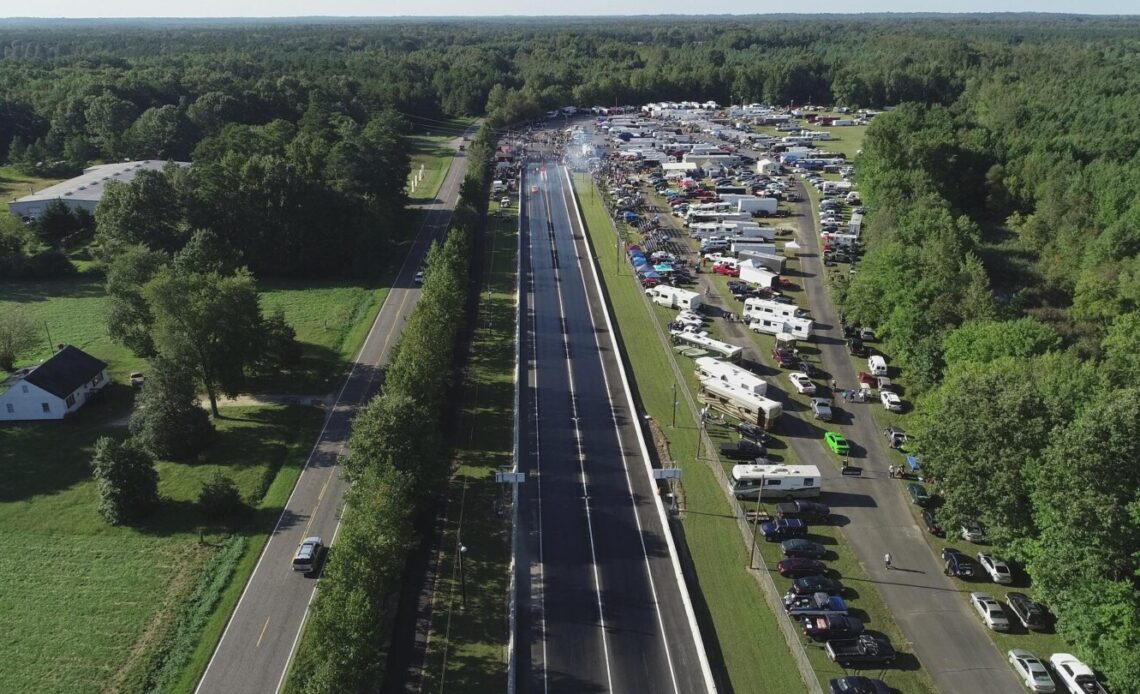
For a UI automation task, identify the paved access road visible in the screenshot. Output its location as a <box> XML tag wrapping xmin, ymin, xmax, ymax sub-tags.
<box><xmin>779</xmin><ymin>178</ymin><xmax>1024</xmax><ymax>693</ymax></box>
<box><xmin>514</xmin><ymin>160</ymin><xmax>713</xmax><ymax>693</ymax></box>
<box><xmin>196</xmin><ymin>127</ymin><xmax>476</xmax><ymax>694</ymax></box>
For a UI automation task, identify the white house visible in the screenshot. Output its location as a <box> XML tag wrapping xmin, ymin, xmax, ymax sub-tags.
<box><xmin>0</xmin><ymin>345</ymin><xmax>110</xmax><ymax>421</ymax></box>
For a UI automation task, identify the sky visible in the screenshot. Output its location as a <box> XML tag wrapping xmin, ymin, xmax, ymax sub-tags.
<box><xmin>1</xmin><ymin>1</ymin><xmax>1131</xmax><ymax>18</ymax></box>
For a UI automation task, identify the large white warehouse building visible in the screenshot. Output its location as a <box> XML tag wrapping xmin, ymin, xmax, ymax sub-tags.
<box><xmin>7</xmin><ymin>160</ymin><xmax>189</xmax><ymax>219</ymax></box>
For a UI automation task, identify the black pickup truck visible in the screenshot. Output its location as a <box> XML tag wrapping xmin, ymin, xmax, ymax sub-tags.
<box><xmin>825</xmin><ymin>634</ymin><xmax>896</xmax><ymax>666</ymax></box>
<box><xmin>719</xmin><ymin>439</ymin><xmax>766</xmax><ymax>460</ymax></box>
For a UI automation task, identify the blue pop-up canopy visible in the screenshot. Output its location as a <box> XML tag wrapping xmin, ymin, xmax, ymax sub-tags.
<box><xmin>906</xmin><ymin>455</ymin><xmax>920</xmax><ymax>471</ymax></box>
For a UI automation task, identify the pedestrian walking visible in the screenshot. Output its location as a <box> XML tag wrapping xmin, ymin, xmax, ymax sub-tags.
<box><xmin>888</xmin><ymin>465</ymin><xmax>896</xmax><ymax>478</ymax></box>
<box><xmin>884</xmin><ymin>552</ymin><xmax>893</xmax><ymax>570</ymax></box>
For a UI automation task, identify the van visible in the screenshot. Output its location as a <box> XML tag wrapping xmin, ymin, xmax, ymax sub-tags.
<box><xmin>292</xmin><ymin>536</ymin><xmax>323</xmax><ymax>572</ymax></box>
<box><xmin>868</xmin><ymin>355</ymin><xmax>888</xmax><ymax>377</ymax></box>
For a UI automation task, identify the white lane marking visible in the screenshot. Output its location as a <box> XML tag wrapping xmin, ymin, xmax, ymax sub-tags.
<box><xmin>561</xmin><ymin>165</ymin><xmax>718</xmax><ymax>692</ymax></box>
<box><xmin>541</xmin><ymin>175</ymin><xmax>615</xmax><ymax>692</ymax></box>
<box><xmin>552</xmin><ymin>167</ymin><xmax>681</xmax><ymax>694</ymax></box>
<box><xmin>195</xmin><ymin>127</ymin><xmax>476</xmax><ymax>694</ymax></box>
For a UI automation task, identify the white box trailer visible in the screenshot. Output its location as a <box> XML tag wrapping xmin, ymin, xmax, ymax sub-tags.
<box><xmin>822</xmin><ymin>232</ymin><xmax>859</xmax><ymax>249</ymax></box>
<box><xmin>732</xmin><ymin>242</ymin><xmax>776</xmax><ymax>257</ymax></box>
<box><xmin>672</xmin><ymin>331</ymin><xmax>743</xmax><ymax>362</ymax></box>
<box><xmin>697</xmin><ymin>378</ymin><xmax>782</xmax><ymax>430</ymax></box>
<box><xmin>694</xmin><ymin>356</ymin><xmax>767</xmax><ymax>397</ymax></box>
<box><xmin>738</xmin><ymin>251</ymin><xmax>785</xmax><ymax>273</ymax></box>
<box><xmin>739</xmin><ymin>261</ymin><xmax>779</xmax><ymax>288</ymax></box>
<box><xmin>646</xmin><ymin>285</ymin><xmax>701</xmax><ymax>310</ymax></box>
<box><xmin>729</xmin><ymin>464</ymin><xmax>822</xmax><ymax>500</ymax></box>
<box><xmin>736</xmin><ymin>197</ymin><xmax>779</xmax><ymax>215</ymax></box>
<box><xmin>749</xmin><ymin>315</ymin><xmax>813</xmax><ymax>341</ymax></box>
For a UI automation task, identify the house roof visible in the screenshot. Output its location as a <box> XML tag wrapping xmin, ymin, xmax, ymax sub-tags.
<box><xmin>23</xmin><ymin>346</ymin><xmax>107</xmax><ymax>399</ymax></box>
<box><xmin>12</xmin><ymin>160</ymin><xmax>189</xmax><ymax>205</ymax></box>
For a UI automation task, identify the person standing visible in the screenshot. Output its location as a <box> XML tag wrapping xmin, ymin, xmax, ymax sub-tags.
<box><xmin>884</xmin><ymin>552</ymin><xmax>893</xmax><ymax>570</ymax></box>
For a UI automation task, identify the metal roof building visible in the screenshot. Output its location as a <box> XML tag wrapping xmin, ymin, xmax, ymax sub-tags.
<box><xmin>7</xmin><ymin>160</ymin><xmax>189</xmax><ymax>219</ymax></box>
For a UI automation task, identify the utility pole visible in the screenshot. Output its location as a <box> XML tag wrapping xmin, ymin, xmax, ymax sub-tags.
<box><xmin>458</xmin><ymin>540</ymin><xmax>468</xmax><ymax>611</ymax></box>
<box><xmin>748</xmin><ymin>473</ymin><xmax>765</xmax><ymax>569</ymax></box>
<box><xmin>671</xmin><ymin>382</ymin><xmax>678</xmax><ymax>428</ymax></box>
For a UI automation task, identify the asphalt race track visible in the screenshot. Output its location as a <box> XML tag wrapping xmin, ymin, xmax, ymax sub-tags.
<box><xmin>515</xmin><ymin>160</ymin><xmax>712</xmax><ymax>693</ymax></box>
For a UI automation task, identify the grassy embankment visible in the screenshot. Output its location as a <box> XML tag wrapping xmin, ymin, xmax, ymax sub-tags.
<box><xmin>419</xmin><ymin>199</ymin><xmax>517</xmax><ymax>692</ymax></box>
<box><xmin>572</xmin><ymin>173</ymin><xmax>805</xmax><ymax>693</ymax></box>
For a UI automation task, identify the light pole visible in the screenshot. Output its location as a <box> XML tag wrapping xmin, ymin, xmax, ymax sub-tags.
<box><xmin>748</xmin><ymin>473</ymin><xmax>765</xmax><ymax>569</ymax></box>
<box><xmin>459</xmin><ymin>542</ymin><xmax>469</xmax><ymax>610</ymax></box>
<box><xmin>671</xmin><ymin>382</ymin><xmax>678</xmax><ymax>428</ymax></box>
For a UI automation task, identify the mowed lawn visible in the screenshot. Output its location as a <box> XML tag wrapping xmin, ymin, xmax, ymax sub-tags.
<box><xmin>0</xmin><ymin>403</ymin><xmax>324</xmax><ymax>693</ymax></box>
<box><xmin>1</xmin><ymin>274</ymin><xmax>388</xmax><ymax>393</ymax></box>
<box><xmin>0</xmin><ymin>165</ymin><xmax>66</xmax><ymax>213</ymax></box>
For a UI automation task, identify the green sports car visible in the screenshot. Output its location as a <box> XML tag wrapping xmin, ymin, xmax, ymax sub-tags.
<box><xmin>825</xmin><ymin>432</ymin><xmax>850</xmax><ymax>456</ymax></box>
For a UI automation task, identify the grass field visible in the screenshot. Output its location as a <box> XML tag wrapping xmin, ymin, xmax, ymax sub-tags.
<box><xmin>573</xmin><ymin>173</ymin><xmax>806</xmax><ymax>693</ymax></box>
<box><xmin>0</xmin><ymin>165</ymin><xmax>65</xmax><ymax>213</ymax></box>
<box><xmin>1</xmin><ymin>274</ymin><xmax>388</xmax><ymax>393</ymax></box>
<box><xmin>407</xmin><ymin>118</ymin><xmax>475</xmax><ymax>205</ymax></box>
<box><xmin>0</xmin><ymin>401</ymin><xmax>324</xmax><ymax>693</ymax></box>
<box><xmin>420</xmin><ymin>199</ymin><xmax>516</xmax><ymax>692</ymax></box>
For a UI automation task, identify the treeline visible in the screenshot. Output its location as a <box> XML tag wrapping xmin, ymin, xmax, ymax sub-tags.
<box><xmin>839</xmin><ymin>38</ymin><xmax>1140</xmax><ymax>685</ymax></box>
<box><xmin>289</xmin><ymin>124</ymin><xmax>494</xmax><ymax>692</ymax></box>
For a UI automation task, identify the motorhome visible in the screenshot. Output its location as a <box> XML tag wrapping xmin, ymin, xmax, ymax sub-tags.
<box><xmin>646</xmin><ymin>285</ymin><xmax>701</xmax><ymax>310</ymax></box>
<box><xmin>749</xmin><ymin>315</ymin><xmax>813</xmax><ymax>341</ymax></box>
<box><xmin>694</xmin><ymin>356</ymin><xmax>767</xmax><ymax>397</ymax></box>
<box><xmin>729</xmin><ymin>464</ymin><xmax>822</xmax><ymax>500</ymax></box>
<box><xmin>697</xmin><ymin>378</ymin><xmax>782</xmax><ymax>429</ymax></box>
<box><xmin>673</xmin><ymin>331</ymin><xmax>744</xmax><ymax>362</ymax></box>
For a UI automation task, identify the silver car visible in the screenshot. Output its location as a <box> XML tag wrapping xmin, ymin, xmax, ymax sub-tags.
<box><xmin>970</xmin><ymin>592</ymin><xmax>1010</xmax><ymax>631</ymax></box>
<box><xmin>1008</xmin><ymin>650</ymin><xmax>1055</xmax><ymax>693</ymax></box>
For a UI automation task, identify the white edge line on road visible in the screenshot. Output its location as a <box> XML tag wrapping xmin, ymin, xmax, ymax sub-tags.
<box><xmin>543</xmin><ymin>171</ymin><xmax>615</xmax><ymax>693</ymax></box>
<box><xmin>563</xmin><ymin>165</ymin><xmax>718</xmax><ymax>693</ymax></box>
<box><xmin>195</xmin><ymin>128</ymin><xmax>475</xmax><ymax>694</ymax></box>
<box><xmin>554</xmin><ymin>167</ymin><xmax>680</xmax><ymax>694</ymax></box>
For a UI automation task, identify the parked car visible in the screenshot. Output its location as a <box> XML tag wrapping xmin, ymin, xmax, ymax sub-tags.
<box><xmin>720</xmin><ymin>439</ymin><xmax>767</xmax><ymax>460</ymax></box>
<box><xmin>736</xmin><ymin>421</ymin><xmax>771</xmax><ymax>444</ymax></box>
<box><xmin>760</xmin><ymin>518</ymin><xmax>808</xmax><ymax>541</ymax></box>
<box><xmin>791</xmin><ymin>575</ymin><xmax>844</xmax><ymax>596</ymax></box>
<box><xmin>809</xmin><ymin>397</ymin><xmax>833</xmax><ymax>421</ymax></box>
<box><xmin>883</xmin><ymin>425</ymin><xmax>908</xmax><ymax>448</ymax></box>
<box><xmin>802</xmin><ymin>614</ymin><xmax>864</xmax><ymax>641</ymax></box>
<box><xmin>781</xmin><ymin>538</ymin><xmax>827</xmax><ymax>559</ymax></box>
<box><xmin>1048</xmin><ymin>653</ymin><xmax>1108</xmax><ymax>694</ymax></box>
<box><xmin>825</xmin><ymin>634</ymin><xmax>896</xmax><ymax>666</ymax></box>
<box><xmin>847</xmin><ymin>338</ymin><xmax>868</xmax><ymax>356</ymax></box>
<box><xmin>784</xmin><ymin>590</ymin><xmax>847</xmax><ymax>615</ymax></box>
<box><xmin>960</xmin><ymin>519</ymin><xmax>988</xmax><ymax>543</ymax></box>
<box><xmin>970</xmin><ymin>592</ymin><xmax>1011</xmax><ymax>631</ymax></box>
<box><xmin>859</xmin><ymin>327</ymin><xmax>876</xmax><ymax>340</ymax></box>
<box><xmin>977</xmin><ymin>553</ymin><xmax>1013</xmax><ymax>584</ymax></box>
<box><xmin>772</xmin><ymin>347</ymin><xmax>797</xmax><ymax>368</ymax></box>
<box><xmin>798</xmin><ymin>361</ymin><xmax>819</xmax><ymax>377</ymax></box>
<box><xmin>942</xmin><ymin>547</ymin><xmax>976</xmax><ymax>578</ymax></box>
<box><xmin>777</xmin><ymin>557</ymin><xmax>828</xmax><ymax>578</ymax></box>
<box><xmin>788</xmin><ymin>371</ymin><xmax>816</xmax><ymax>394</ymax></box>
<box><xmin>1006</xmin><ymin>593</ymin><xmax>1050</xmax><ymax>631</ymax></box>
<box><xmin>824</xmin><ymin>432</ymin><xmax>850</xmax><ymax>456</ymax></box>
<box><xmin>1008</xmin><ymin>649</ymin><xmax>1056</xmax><ymax>693</ymax></box>
<box><xmin>921</xmin><ymin>509</ymin><xmax>944</xmax><ymax>536</ymax></box>
<box><xmin>776</xmin><ymin>500</ymin><xmax>831</xmax><ymax>521</ymax></box>
<box><xmin>880</xmin><ymin>390</ymin><xmax>903</xmax><ymax>412</ymax></box>
<box><xmin>827</xmin><ymin>676</ymin><xmax>890</xmax><ymax>694</ymax></box>
<box><xmin>907</xmin><ymin>482</ymin><xmax>931</xmax><ymax>506</ymax></box>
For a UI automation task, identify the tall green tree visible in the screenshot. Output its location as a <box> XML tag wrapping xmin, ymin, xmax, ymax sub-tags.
<box><xmin>105</xmin><ymin>245</ymin><xmax>168</xmax><ymax>358</ymax></box>
<box><xmin>0</xmin><ymin>307</ymin><xmax>40</xmax><ymax>371</ymax></box>
<box><xmin>90</xmin><ymin>436</ymin><xmax>159</xmax><ymax>525</ymax></box>
<box><xmin>129</xmin><ymin>355</ymin><xmax>214</xmax><ymax>460</ymax></box>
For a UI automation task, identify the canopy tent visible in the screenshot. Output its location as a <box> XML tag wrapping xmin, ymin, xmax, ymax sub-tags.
<box><xmin>654</xmin><ymin>263</ymin><xmax>674</xmax><ymax>273</ymax></box>
<box><xmin>906</xmin><ymin>455</ymin><xmax>921</xmax><ymax>472</ymax></box>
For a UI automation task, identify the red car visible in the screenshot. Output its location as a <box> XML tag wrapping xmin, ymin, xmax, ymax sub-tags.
<box><xmin>772</xmin><ymin>347</ymin><xmax>796</xmax><ymax>368</ymax></box>
<box><xmin>713</xmin><ymin>263</ymin><xmax>740</xmax><ymax>277</ymax></box>
<box><xmin>777</xmin><ymin>557</ymin><xmax>827</xmax><ymax>578</ymax></box>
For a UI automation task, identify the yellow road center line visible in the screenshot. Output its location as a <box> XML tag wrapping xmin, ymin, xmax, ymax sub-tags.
<box><xmin>256</xmin><ymin>616</ymin><xmax>271</xmax><ymax>648</ymax></box>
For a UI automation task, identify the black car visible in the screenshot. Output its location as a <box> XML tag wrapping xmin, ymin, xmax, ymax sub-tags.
<box><xmin>781</xmin><ymin>538</ymin><xmax>827</xmax><ymax>559</ymax></box>
<box><xmin>791</xmin><ymin>575</ymin><xmax>845</xmax><ymax>596</ymax></box>
<box><xmin>921</xmin><ymin>509</ymin><xmax>944</xmax><ymax>537</ymax></box>
<box><xmin>777</xmin><ymin>500</ymin><xmax>831</xmax><ymax>520</ymax></box>
<box><xmin>1005</xmin><ymin>592</ymin><xmax>1049</xmax><ymax>631</ymax></box>
<box><xmin>735</xmin><ymin>422</ymin><xmax>771</xmax><ymax>444</ymax></box>
<box><xmin>797</xmin><ymin>361</ymin><xmax>818</xmax><ymax>378</ymax></box>
<box><xmin>828</xmin><ymin>676</ymin><xmax>890</xmax><ymax>694</ymax></box>
<box><xmin>761</xmin><ymin>518</ymin><xmax>808</xmax><ymax>541</ymax></box>
<box><xmin>941</xmin><ymin>547</ymin><xmax>975</xmax><ymax>578</ymax></box>
<box><xmin>846</xmin><ymin>338</ymin><xmax>868</xmax><ymax>357</ymax></box>
<box><xmin>719</xmin><ymin>439</ymin><xmax>767</xmax><ymax>460</ymax></box>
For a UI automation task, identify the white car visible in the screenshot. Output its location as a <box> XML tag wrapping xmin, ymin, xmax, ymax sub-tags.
<box><xmin>1008</xmin><ymin>650</ymin><xmax>1056</xmax><ymax>693</ymax></box>
<box><xmin>1048</xmin><ymin>653</ymin><xmax>1108</xmax><ymax>694</ymax></box>
<box><xmin>809</xmin><ymin>397</ymin><xmax>833</xmax><ymax>421</ymax></box>
<box><xmin>977</xmin><ymin>553</ymin><xmax>1013</xmax><ymax>584</ymax></box>
<box><xmin>787</xmin><ymin>372</ymin><xmax>816</xmax><ymax>394</ymax></box>
<box><xmin>413</xmin><ymin>270</ymin><xmax>425</xmax><ymax>285</ymax></box>
<box><xmin>880</xmin><ymin>391</ymin><xmax>903</xmax><ymax>412</ymax></box>
<box><xmin>674</xmin><ymin>313</ymin><xmax>704</xmax><ymax>330</ymax></box>
<box><xmin>970</xmin><ymin>592</ymin><xmax>1010</xmax><ymax>631</ymax></box>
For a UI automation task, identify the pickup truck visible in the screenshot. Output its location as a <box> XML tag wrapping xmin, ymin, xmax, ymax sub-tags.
<box><xmin>719</xmin><ymin>439</ymin><xmax>767</xmax><ymax>460</ymax></box>
<box><xmin>801</xmin><ymin>614</ymin><xmax>864</xmax><ymax>641</ymax></box>
<box><xmin>784</xmin><ymin>591</ymin><xmax>847</xmax><ymax>616</ymax></box>
<box><xmin>825</xmin><ymin>634</ymin><xmax>896</xmax><ymax>666</ymax></box>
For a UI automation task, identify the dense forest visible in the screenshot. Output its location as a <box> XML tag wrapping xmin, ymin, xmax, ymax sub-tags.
<box><xmin>2</xmin><ymin>14</ymin><xmax>1139</xmax><ymax>688</ymax></box>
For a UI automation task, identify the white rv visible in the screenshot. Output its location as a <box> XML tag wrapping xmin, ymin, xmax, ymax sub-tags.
<box><xmin>694</xmin><ymin>356</ymin><xmax>767</xmax><ymax>397</ymax></box>
<box><xmin>673</xmin><ymin>331</ymin><xmax>743</xmax><ymax>362</ymax></box>
<box><xmin>749</xmin><ymin>316</ymin><xmax>813</xmax><ymax>341</ymax></box>
<box><xmin>868</xmin><ymin>355</ymin><xmax>888</xmax><ymax>376</ymax></box>
<box><xmin>729</xmin><ymin>464</ymin><xmax>822</xmax><ymax>500</ymax></box>
<box><xmin>646</xmin><ymin>285</ymin><xmax>701</xmax><ymax>310</ymax></box>
<box><xmin>744</xmin><ymin>297</ymin><xmax>809</xmax><ymax>322</ymax></box>
<box><xmin>697</xmin><ymin>378</ymin><xmax>782</xmax><ymax>429</ymax></box>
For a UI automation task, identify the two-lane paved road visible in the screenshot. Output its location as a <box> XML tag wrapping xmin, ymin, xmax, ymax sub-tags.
<box><xmin>515</xmin><ymin>159</ymin><xmax>713</xmax><ymax>693</ymax></box>
<box><xmin>196</xmin><ymin>127</ymin><xmax>476</xmax><ymax>694</ymax></box>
